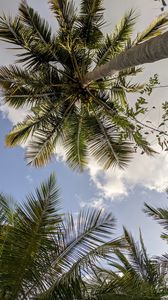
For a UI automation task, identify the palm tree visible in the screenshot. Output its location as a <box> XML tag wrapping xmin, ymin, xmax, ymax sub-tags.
<box><xmin>89</xmin><ymin>228</ymin><xmax>167</xmax><ymax>300</ymax></box>
<box><xmin>0</xmin><ymin>0</ymin><xmax>168</xmax><ymax>170</ymax></box>
<box><xmin>0</xmin><ymin>173</ymin><xmax>122</xmax><ymax>300</ymax></box>
<box><xmin>144</xmin><ymin>202</ymin><xmax>168</xmax><ymax>284</ymax></box>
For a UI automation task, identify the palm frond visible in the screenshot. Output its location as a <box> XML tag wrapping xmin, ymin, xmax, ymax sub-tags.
<box><xmin>22</xmin><ymin>173</ymin><xmax>61</xmax><ymax>230</ymax></box>
<box><xmin>0</xmin><ymin>174</ymin><xmax>61</xmax><ymax>299</ymax></box>
<box><xmin>144</xmin><ymin>203</ymin><xmax>168</xmax><ymax>239</ymax></box>
<box><xmin>5</xmin><ymin>104</ymin><xmax>55</xmax><ymax>146</ymax></box>
<box><xmin>52</xmin><ymin>208</ymin><xmax>116</xmax><ymax>272</ymax></box>
<box><xmin>0</xmin><ymin>65</ymin><xmax>49</xmax><ymax>108</ymax></box>
<box><xmin>121</xmin><ymin>81</ymin><xmax>145</xmax><ymax>93</ymax></box>
<box><xmin>123</xmin><ymin>228</ymin><xmax>162</xmax><ymax>288</ymax></box>
<box><xmin>19</xmin><ymin>0</ymin><xmax>52</xmax><ymax>44</ymax></box>
<box><xmin>1</xmin><ymin>64</ymin><xmax>63</xmax><ymax>109</ymax></box>
<box><xmin>0</xmin><ymin>15</ymin><xmax>24</xmax><ymax>45</ymax></box>
<box><xmin>25</xmin><ymin>99</ymin><xmax>76</xmax><ymax>167</ymax></box>
<box><xmin>63</xmin><ymin>109</ymin><xmax>89</xmax><ymax>171</ymax></box>
<box><xmin>96</xmin><ymin>10</ymin><xmax>136</xmax><ymax>65</ymax></box>
<box><xmin>118</xmin><ymin>66</ymin><xmax>143</xmax><ymax>77</ymax></box>
<box><xmin>139</xmin><ymin>230</ymin><xmax>161</xmax><ymax>286</ymax></box>
<box><xmin>26</xmin><ymin>128</ymin><xmax>58</xmax><ymax>167</ymax></box>
<box><xmin>36</xmin><ymin>276</ymin><xmax>85</xmax><ymax>300</ymax></box>
<box><xmin>0</xmin><ymin>194</ymin><xmax>16</xmax><ymax>225</ymax></box>
<box><xmin>49</xmin><ymin>0</ymin><xmax>76</xmax><ymax>32</ymax></box>
<box><xmin>134</xmin><ymin>13</ymin><xmax>168</xmax><ymax>44</ymax></box>
<box><xmin>92</xmin><ymin>227</ymin><xmax>165</xmax><ymax>300</ymax></box>
<box><xmin>0</xmin><ymin>15</ymin><xmax>56</xmax><ymax>69</ymax></box>
<box><xmin>111</xmin><ymin>85</ymin><xmax>128</xmax><ymax>108</ymax></box>
<box><xmin>132</xmin><ymin>131</ymin><xmax>156</xmax><ymax>156</ymax></box>
<box><xmin>88</xmin><ymin>113</ymin><xmax>133</xmax><ymax>169</ymax></box>
<box><xmin>111</xmin><ymin>249</ymin><xmax>134</xmax><ymax>273</ymax></box>
<box><xmin>76</xmin><ymin>0</ymin><xmax>104</xmax><ymax>48</ymax></box>
<box><xmin>122</xmin><ymin>228</ymin><xmax>145</xmax><ymax>276</ymax></box>
<box><xmin>36</xmin><ymin>208</ymin><xmax>119</xmax><ymax>299</ymax></box>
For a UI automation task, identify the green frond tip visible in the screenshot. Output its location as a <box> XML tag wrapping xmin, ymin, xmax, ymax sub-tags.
<box><xmin>88</xmin><ymin>117</ymin><xmax>134</xmax><ymax>169</ymax></box>
<box><xmin>25</xmin><ymin>129</ymin><xmax>58</xmax><ymax>167</ymax></box>
<box><xmin>77</xmin><ymin>0</ymin><xmax>105</xmax><ymax>47</ymax></box>
<box><xmin>0</xmin><ymin>193</ymin><xmax>16</xmax><ymax>225</ymax></box>
<box><xmin>144</xmin><ymin>203</ymin><xmax>168</xmax><ymax>236</ymax></box>
<box><xmin>19</xmin><ymin>0</ymin><xmax>52</xmax><ymax>43</ymax></box>
<box><xmin>134</xmin><ymin>13</ymin><xmax>168</xmax><ymax>44</ymax></box>
<box><xmin>63</xmin><ymin>111</ymin><xmax>89</xmax><ymax>172</ymax></box>
<box><xmin>48</xmin><ymin>0</ymin><xmax>76</xmax><ymax>31</ymax></box>
<box><xmin>5</xmin><ymin>119</ymin><xmax>33</xmax><ymax>147</ymax></box>
<box><xmin>96</xmin><ymin>9</ymin><xmax>137</xmax><ymax>65</ymax></box>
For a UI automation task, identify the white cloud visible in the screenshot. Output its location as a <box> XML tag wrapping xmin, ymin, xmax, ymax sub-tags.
<box><xmin>87</xmin><ymin>147</ymin><xmax>168</xmax><ymax>200</ymax></box>
<box><xmin>88</xmin><ymin>159</ymin><xmax>128</xmax><ymax>199</ymax></box>
<box><xmin>80</xmin><ymin>197</ymin><xmax>106</xmax><ymax>210</ymax></box>
<box><xmin>0</xmin><ymin>103</ymin><xmax>27</xmax><ymax>125</ymax></box>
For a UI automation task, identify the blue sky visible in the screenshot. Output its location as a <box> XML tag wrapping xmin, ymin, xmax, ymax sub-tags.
<box><xmin>0</xmin><ymin>0</ymin><xmax>168</xmax><ymax>256</ymax></box>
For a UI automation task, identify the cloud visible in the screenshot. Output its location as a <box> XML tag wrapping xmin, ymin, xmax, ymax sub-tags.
<box><xmin>80</xmin><ymin>197</ymin><xmax>106</xmax><ymax>211</ymax></box>
<box><xmin>0</xmin><ymin>103</ymin><xmax>27</xmax><ymax>125</ymax></box>
<box><xmin>87</xmin><ymin>147</ymin><xmax>168</xmax><ymax>200</ymax></box>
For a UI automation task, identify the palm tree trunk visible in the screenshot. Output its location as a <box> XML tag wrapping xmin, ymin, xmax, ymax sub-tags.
<box><xmin>83</xmin><ymin>31</ymin><xmax>168</xmax><ymax>85</ymax></box>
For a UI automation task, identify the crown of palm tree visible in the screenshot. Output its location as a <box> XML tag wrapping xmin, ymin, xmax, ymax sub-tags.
<box><xmin>0</xmin><ymin>0</ymin><xmax>168</xmax><ymax>170</ymax></box>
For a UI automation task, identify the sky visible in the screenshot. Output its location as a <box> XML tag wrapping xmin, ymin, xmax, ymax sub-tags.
<box><xmin>0</xmin><ymin>0</ymin><xmax>168</xmax><ymax>256</ymax></box>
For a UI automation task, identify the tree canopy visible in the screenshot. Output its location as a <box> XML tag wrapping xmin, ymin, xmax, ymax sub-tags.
<box><xmin>0</xmin><ymin>0</ymin><xmax>168</xmax><ymax>170</ymax></box>
<box><xmin>1</xmin><ymin>173</ymin><xmax>168</xmax><ymax>299</ymax></box>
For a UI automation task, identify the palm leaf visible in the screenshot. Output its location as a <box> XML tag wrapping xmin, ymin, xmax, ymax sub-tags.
<box><xmin>144</xmin><ymin>203</ymin><xmax>168</xmax><ymax>239</ymax></box>
<box><xmin>25</xmin><ymin>99</ymin><xmax>76</xmax><ymax>167</ymax></box>
<box><xmin>0</xmin><ymin>174</ymin><xmax>61</xmax><ymax>299</ymax></box>
<box><xmin>111</xmin><ymin>85</ymin><xmax>128</xmax><ymax>108</ymax></box>
<box><xmin>134</xmin><ymin>13</ymin><xmax>168</xmax><ymax>44</ymax></box>
<box><xmin>0</xmin><ymin>65</ymin><xmax>48</xmax><ymax>108</ymax></box>
<box><xmin>0</xmin><ymin>194</ymin><xmax>16</xmax><ymax>225</ymax></box>
<box><xmin>5</xmin><ymin>103</ymin><xmax>55</xmax><ymax>146</ymax></box>
<box><xmin>92</xmin><ymin>227</ymin><xmax>165</xmax><ymax>300</ymax></box>
<box><xmin>76</xmin><ymin>0</ymin><xmax>104</xmax><ymax>48</ymax></box>
<box><xmin>63</xmin><ymin>109</ymin><xmax>89</xmax><ymax>171</ymax></box>
<box><xmin>26</xmin><ymin>128</ymin><xmax>58</xmax><ymax>167</ymax></box>
<box><xmin>123</xmin><ymin>228</ymin><xmax>145</xmax><ymax>276</ymax></box>
<box><xmin>54</xmin><ymin>208</ymin><xmax>116</xmax><ymax>271</ymax></box>
<box><xmin>95</xmin><ymin>293</ymin><xmax>161</xmax><ymax>300</ymax></box>
<box><xmin>38</xmin><ymin>208</ymin><xmax>119</xmax><ymax>299</ymax></box>
<box><xmin>96</xmin><ymin>10</ymin><xmax>136</xmax><ymax>65</ymax></box>
<box><xmin>0</xmin><ymin>15</ymin><xmax>24</xmax><ymax>45</ymax></box>
<box><xmin>36</xmin><ymin>276</ymin><xmax>85</xmax><ymax>300</ymax></box>
<box><xmin>0</xmin><ymin>15</ymin><xmax>57</xmax><ymax>69</ymax></box>
<box><xmin>118</xmin><ymin>66</ymin><xmax>143</xmax><ymax>77</ymax></box>
<box><xmin>88</xmin><ymin>113</ymin><xmax>133</xmax><ymax>169</ymax></box>
<box><xmin>49</xmin><ymin>0</ymin><xmax>76</xmax><ymax>32</ymax></box>
<box><xmin>19</xmin><ymin>0</ymin><xmax>52</xmax><ymax>44</ymax></box>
